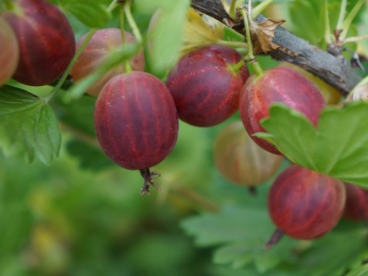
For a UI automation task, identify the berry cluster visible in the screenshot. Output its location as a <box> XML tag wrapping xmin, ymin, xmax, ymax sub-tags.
<box><xmin>92</xmin><ymin>43</ymin><xmax>250</xmax><ymax>194</ymax></box>
<box><xmin>86</xmin><ymin>33</ymin><xmax>365</xmax><ymax>247</ymax></box>
<box><xmin>0</xmin><ymin>0</ymin><xmax>75</xmax><ymax>86</ymax></box>
<box><xmin>1</xmin><ymin>0</ymin><xmax>367</xmax><ymax>250</ymax></box>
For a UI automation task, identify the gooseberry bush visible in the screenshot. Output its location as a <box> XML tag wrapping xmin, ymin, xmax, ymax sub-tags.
<box><xmin>1</xmin><ymin>0</ymin><xmax>368</xmax><ymax>275</ymax></box>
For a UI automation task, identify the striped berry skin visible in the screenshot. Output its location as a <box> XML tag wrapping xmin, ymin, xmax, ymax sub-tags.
<box><xmin>0</xmin><ymin>18</ymin><xmax>19</xmax><ymax>86</ymax></box>
<box><xmin>2</xmin><ymin>0</ymin><xmax>75</xmax><ymax>86</ymax></box>
<box><xmin>71</xmin><ymin>28</ymin><xmax>145</xmax><ymax>97</ymax></box>
<box><xmin>343</xmin><ymin>183</ymin><xmax>368</xmax><ymax>221</ymax></box>
<box><xmin>94</xmin><ymin>72</ymin><xmax>178</xmax><ymax>171</ymax></box>
<box><xmin>268</xmin><ymin>165</ymin><xmax>345</xmax><ymax>240</ymax></box>
<box><xmin>213</xmin><ymin>121</ymin><xmax>283</xmax><ymax>187</ymax></box>
<box><xmin>166</xmin><ymin>44</ymin><xmax>249</xmax><ymax>127</ymax></box>
<box><xmin>239</xmin><ymin>66</ymin><xmax>326</xmax><ymax>155</ymax></box>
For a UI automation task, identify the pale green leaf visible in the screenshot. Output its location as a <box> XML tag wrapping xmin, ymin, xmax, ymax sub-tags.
<box><xmin>346</xmin><ymin>264</ymin><xmax>368</xmax><ymax>276</ymax></box>
<box><xmin>260</xmin><ymin>103</ymin><xmax>368</xmax><ymax>187</ymax></box>
<box><xmin>63</xmin><ymin>43</ymin><xmax>141</xmax><ymax>102</ymax></box>
<box><xmin>134</xmin><ymin>0</ymin><xmax>190</xmax><ymax>74</ymax></box>
<box><xmin>0</xmin><ymin>86</ymin><xmax>61</xmax><ymax>164</ymax></box>
<box><xmin>48</xmin><ymin>0</ymin><xmax>111</xmax><ymax>28</ymax></box>
<box><xmin>181</xmin><ymin>203</ymin><xmax>368</xmax><ymax>275</ymax></box>
<box><xmin>289</xmin><ymin>0</ymin><xmax>323</xmax><ymax>44</ymax></box>
<box><xmin>181</xmin><ymin>205</ymin><xmax>297</xmax><ymax>273</ymax></box>
<box><xmin>295</xmin><ymin>228</ymin><xmax>368</xmax><ymax>276</ymax></box>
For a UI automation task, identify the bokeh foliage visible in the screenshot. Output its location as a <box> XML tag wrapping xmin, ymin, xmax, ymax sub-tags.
<box><xmin>1</xmin><ymin>0</ymin><xmax>368</xmax><ymax>275</ymax></box>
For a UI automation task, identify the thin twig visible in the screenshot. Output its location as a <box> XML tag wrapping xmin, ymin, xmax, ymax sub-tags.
<box><xmin>190</xmin><ymin>0</ymin><xmax>361</xmax><ymax>96</ymax></box>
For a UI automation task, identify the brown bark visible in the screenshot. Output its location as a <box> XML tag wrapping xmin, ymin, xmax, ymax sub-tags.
<box><xmin>191</xmin><ymin>0</ymin><xmax>362</xmax><ymax>96</ymax></box>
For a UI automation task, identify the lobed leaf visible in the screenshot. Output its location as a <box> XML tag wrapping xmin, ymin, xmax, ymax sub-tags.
<box><xmin>0</xmin><ymin>86</ymin><xmax>61</xmax><ymax>164</ymax></box>
<box><xmin>182</xmin><ymin>203</ymin><xmax>368</xmax><ymax>275</ymax></box>
<box><xmin>294</xmin><ymin>227</ymin><xmax>368</xmax><ymax>276</ymax></box>
<box><xmin>181</xmin><ymin>205</ymin><xmax>297</xmax><ymax>273</ymax></box>
<box><xmin>260</xmin><ymin>103</ymin><xmax>368</xmax><ymax>187</ymax></box>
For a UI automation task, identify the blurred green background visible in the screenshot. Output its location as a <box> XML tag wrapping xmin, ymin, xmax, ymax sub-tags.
<box><xmin>2</xmin><ymin>0</ymin><xmax>368</xmax><ymax>275</ymax></box>
<box><xmin>0</xmin><ymin>116</ymin><xmax>280</xmax><ymax>276</ymax></box>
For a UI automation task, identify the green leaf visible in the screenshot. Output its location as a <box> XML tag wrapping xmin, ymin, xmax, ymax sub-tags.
<box><xmin>181</xmin><ymin>205</ymin><xmax>297</xmax><ymax>273</ymax></box>
<box><xmin>213</xmin><ymin>239</ymin><xmax>297</xmax><ymax>272</ymax></box>
<box><xmin>52</xmin><ymin>93</ymin><xmax>96</xmax><ymax>136</ymax></box>
<box><xmin>260</xmin><ymin>103</ymin><xmax>368</xmax><ymax>187</ymax></box>
<box><xmin>63</xmin><ymin>43</ymin><xmax>141</xmax><ymax>102</ymax></box>
<box><xmin>294</xmin><ymin>227</ymin><xmax>368</xmax><ymax>276</ymax></box>
<box><xmin>289</xmin><ymin>0</ymin><xmax>324</xmax><ymax>44</ymax></box>
<box><xmin>346</xmin><ymin>264</ymin><xmax>368</xmax><ymax>276</ymax></box>
<box><xmin>0</xmin><ymin>86</ymin><xmax>61</xmax><ymax>164</ymax></box>
<box><xmin>181</xmin><ymin>203</ymin><xmax>368</xmax><ymax>275</ymax></box>
<box><xmin>134</xmin><ymin>0</ymin><xmax>190</xmax><ymax>74</ymax></box>
<box><xmin>49</xmin><ymin>0</ymin><xmax>111</xmax><ymax>28</ymax></box>
<box><xmin>66</xmin><ymin>139</ymin><xmax>114</xmax><ymax>171</ymax></box>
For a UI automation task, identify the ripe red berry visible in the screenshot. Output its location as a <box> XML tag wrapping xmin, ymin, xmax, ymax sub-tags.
<box><xmin>279</xmin><ymin>62</ymin><xmax>341</xmax><ymax>105</ymax></box>
<box><xmin>343</xmin><ymin>183</ymin><xmax>368</xmax><ymax>221</ymax></box>
<box><xmin>94</xmin><ymin>72</ymin><xmax>178</xmax><ymax>194</ymax></box>
<box><xmin>239</xmin><ymin>66</ymin><xmax>326</xmax><ymax>155</ymax></box>
<box><xmin>71</xmin><ymin>28</ymin><xmax>145</xmax><ymax>97</ymax></box>
<box><xmin>266</xmin><ymin>165</ymin><xmax>345</xmax><ymax>247</ymax></box>
<box><xmin>166</xmin><ymin>44</ymin><xmax>249</xmax><ymax>127</ymax></box>
<box><xmin>0</xmin><ymin>17</ymin><xmax>19</xmax><ymax>86</ymax></box>
<box><xmin>2</xmin><ymin>0</ymin><xmax>75</xmax><ymax>86</ymax></box>
<box><xmin>213</xmin><ymin>121</ymin><xmax>283</xmax><ymax>193</ymax></box>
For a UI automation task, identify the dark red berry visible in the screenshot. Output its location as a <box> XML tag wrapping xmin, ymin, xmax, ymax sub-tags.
<box><xmin>166</xmin><ymin>44</ymin><xmax>249</xmax><ymax>127</ymax></box>
<box><xmin>239</xmin><ymin>66</ymin><xmax>326</xmax><ymax>155</ymax></box>
<box><xmin>2</xmin><ymin>0</ymin><xmax>75</xmax><ymax>86</ymax></box>
<box><xmin>267</xmin><ymin>165</ymin><xmax>345</xmax><ymax>245</ymax></box>
<box><xmin>343</xmin><ymin>182</ymin><xmax>368</xmax><ymax>221</ymax></box>
<box><xmin>94</xmin><ymin>72</ymin><xmax>178</xmax><ymax>194</ymax></box>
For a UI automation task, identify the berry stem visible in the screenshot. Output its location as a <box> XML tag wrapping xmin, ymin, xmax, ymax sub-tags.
<box><xmin>241</xmin><ymin>9</ymin><xmax>254</xmax><ymax>59</ymax></box>
<box><xmin>107</xmin><ymin>0</ymin><xmax>121</xmax><ymax>13</ymax></box>
<box><xmin>227</xmin><ymin>58</ymin><xmax>245</xmax><ymax>75</ymax></box>
<box><xmin>119</xmin><ymin>5</ymin><xmax>126</xmax><ymax>45</ymax></box>
<box><xmin>264</xmin><ymin>228</ymin><xmax>285</xmax><ymax>249</ymax></box>
<box><xmin>45</xmin><ymin>0</ymin><xmax>120</xmax><ymax>101</ymax></box>
<box><xmin>228</xmin><ymin>0</ymin><xmax>238</xmax><ymax>20</ymax></box>
<box><xmin>46</xmin><ymin>28</ymin><xmax>96</xmax><ymax>102</ymax></box>
<box><xmin>248</xmin><ymin>186</ymin><xmax>257</xmax><ymax>196</ymax></box>
<box><xmin>241</xmin><ymin>8</ymin><xmax>263</xmax><ymax>76</ymax></box>
<box><xmin>217</xmin><ymin>39</ymin><xmax>248</xmax><ymax>50</ymax></box>
<box><xmin>344</xmin><ymin>34</ymin><xmax>368</xmax><ymax>43</ymax></box>
<box><xmin>340</xmin><ymin>0</ymin><xmax>365</xmax><ymax>40</ymax></box>
<box><xmin>336</xmin><ymin>0</ymin><xmax>347</xmax><ymax>31</ymax></box>
<box><xmin>124</xmin><ymin>0</ymin><xmax>143</xmax><ymax>44</ymax></box>
<box><xmin>323</xmin><ymin>0</ymin><xmax>332</xmax><ymax>44</ymax></box>
<box><xmin>139</xmin><ymin>169</ymin><xmax>161</xmax><ymax>195</ymax></box>
<box><xmin>251</xmin><ymin>0</ymin><xmax>274</xmax><ymax>19</ymax></box>
<box><xmin>247</xmin><ymin>0</ymin><xmax>253</xmax><ymax>20</ymax></box>
<box><xmin>119</xmin><ymin>3</ymin><xmax>132</xmax><ymax>73</ymax></box>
